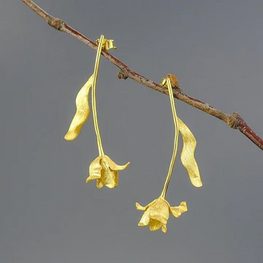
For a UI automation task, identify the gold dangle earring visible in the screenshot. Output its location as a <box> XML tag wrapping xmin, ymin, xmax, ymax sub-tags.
<box><xmin>64</xmin><ymin>35</ymin><xmax>129</xmax><ymax>189</ymax></box>
<box><xmin>136</xmin><ymin>75</ymin><xmax>202</xmax><ymax>233</ymax></box>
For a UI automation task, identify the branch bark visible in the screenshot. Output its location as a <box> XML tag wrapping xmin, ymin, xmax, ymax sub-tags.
<box><xmin>22</xmin><ymin>0</ymin><xmax>263</xmax><ymax>151</ymax></box>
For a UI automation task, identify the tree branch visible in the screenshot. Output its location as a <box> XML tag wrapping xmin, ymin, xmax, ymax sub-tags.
<box><xmin>22</xmin><ymin>0</ymin><xmax>263</xmax><ymax>151</ymax></box>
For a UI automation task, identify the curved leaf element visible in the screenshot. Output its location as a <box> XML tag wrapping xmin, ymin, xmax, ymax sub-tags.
<box><xmin>178</xmin><ymin>118</ymin><xmax>202</xmax><ymax>187</ymax></box>
<box><xmin>64</xmin><ymin>74</ymin><xmax>94</xmax><ymax>141</ymax></box>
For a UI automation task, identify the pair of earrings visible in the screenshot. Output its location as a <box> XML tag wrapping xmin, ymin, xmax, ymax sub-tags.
<box><xmin>64</xmin><ymin>35</ymin><xmax>202</xmax><ymax>233</ymax></box>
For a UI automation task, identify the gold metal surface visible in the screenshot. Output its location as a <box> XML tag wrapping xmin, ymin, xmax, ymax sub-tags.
<box><xmin>91</xmin><ymin>35</ymin><xmax>105</xmax><ymax>156</ymax></box>
<box><xmin>136</xmin><ymin>197</ymin><xmax>187</xmax><ymax>233</ymax></box>
<box><xmin>96</xmin><ymin>38</ymin><xmax>116</xmax><ymax>51</ymax></box>
<box><xmin>160</xmin><ymin>78</ymin><xmax>179</xmax><ymax>198</ymax></box>
<box><xmin>86</xmin><ymin>155</ymin><xmax>130</xmax><ymax>189</ymax></box>
<box><xmin>178</xmin><ymin>118</ymin><xmax>202</xmax><ymax>187</ymax></box>
<box><xmin>64</xmin><ymin>75</ymin><xmax>94</xmax><ymax>141</ymax></box>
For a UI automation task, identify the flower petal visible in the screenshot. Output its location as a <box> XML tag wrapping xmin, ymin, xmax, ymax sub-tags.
<box><xmin>100</xmin><ymin>157</ymin><xmax>118</xmax><ymax>188</ymax></box>
<box><xmin>149</xmin><ymin>204</ymin><xmax>169</xmax><ymax>224</ymax></box>
<box><xmin>150</xmin><ymin>212</ymin><xmax>169</xmax><ymax>225</ymax></box>
<box><xmin>178</xmin><ymin>118</ymin><xmax>202</xmax><ymax>187</ymax></box>
<box><xmin>149</xmin><ymin>219</ymin><xmax>162</xmax><ymax>231</ymax></box>
<box><xmin>138</xmin><ymin>210</ymin><xmax>150</xmax><ymax>226</ymax></box>
<box><xmin>103</xmin><ymin>171</ymin><xmax>118</xmax><ymax>188</ymax></box>
<box><xmin>96</xmin><ymin>179</ymin><xmax>104</xmax><ymax>189</ymax></box>
<box><xmin>135</xmin><ymin>202</ymin><xmax>147</xmax><ymax>211</ymax></box>
<box><xmin>148</xmin><ymin>197</ymin><xmax>170</xmax><ymax>224</ymax></box>
<box><xmin>170</xmin><ymin>201</ymin><xmax>188</xmax><ymax>218</ymax></box>
<box><xmin>64</xmin><ymin>75</ymin><xmax>94</xmax><ymax>141</ymax></box>
<box><xmin>104</xmin><ymin>155</ymin><xmax>130</xmax><ymax>171</ymax></box>
<box><xmin>161</xmin><ymin>224</ymin><xmax>167</xmax><ymax>233</ymax></box>
<box><xmin>136</xmin><ymin>198</ymin><xmax>157</xmax><ymax>211</ymax></box>
<box><xmin>86</xmin><ymin>156</ymin><xmax>102</xmax><ymax>183</ymax></box>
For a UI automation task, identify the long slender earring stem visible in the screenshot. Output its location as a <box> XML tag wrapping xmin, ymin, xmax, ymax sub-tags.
<box><xmin>92</xmin><ymin>35</ymin><xmax>105</xmax><ymax>156</ymax></box>
<box><xmin>160</xmin><ymin>78</ymin><xmax>180</xmax><ymax>198</ymax></box>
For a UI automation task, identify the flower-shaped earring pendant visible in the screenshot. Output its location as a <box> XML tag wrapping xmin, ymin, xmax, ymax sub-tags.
<box><xmin>86</xmin><ymin>155</ymin><xmax>129</xmax><ymax>188</ymax></box>
<box><xmin>136</xmin><ymin>197</ymin><xmax>187</xmax><ymax>233</ymax></box>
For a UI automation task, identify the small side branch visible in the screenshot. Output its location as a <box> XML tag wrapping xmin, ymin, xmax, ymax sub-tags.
<box><xmin>22</xmin><ymin>0</ymin><xmax>263</xmax><ymax>151</ymax></box>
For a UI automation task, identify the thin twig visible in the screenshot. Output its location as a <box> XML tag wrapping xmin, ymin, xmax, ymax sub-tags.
<box><xmin>22</xmin><ymin>0</ymin><xmax>263</xmax><ymax>151</ymax></box>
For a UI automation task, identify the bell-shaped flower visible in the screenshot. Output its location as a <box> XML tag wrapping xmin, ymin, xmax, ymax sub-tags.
<box><xmin>136</xmin><ymin>196</ymin><xmax>187</xmax><ymax>233</ymax></box>
<box><xmin>86</xmin><ymin>155</ymin><xmax>130</xmax><ymax>189</ymax></box>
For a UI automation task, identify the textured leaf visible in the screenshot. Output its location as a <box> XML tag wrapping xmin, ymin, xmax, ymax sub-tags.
<box><xmin>64</xmin><ymin>75</ymin><xmax>94</xmax><ymax>140</ymax></box>
<box><xmin>178</xmin><ymin>118</ymin><xmax>202</xmax><ymax>187</ymax></box>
